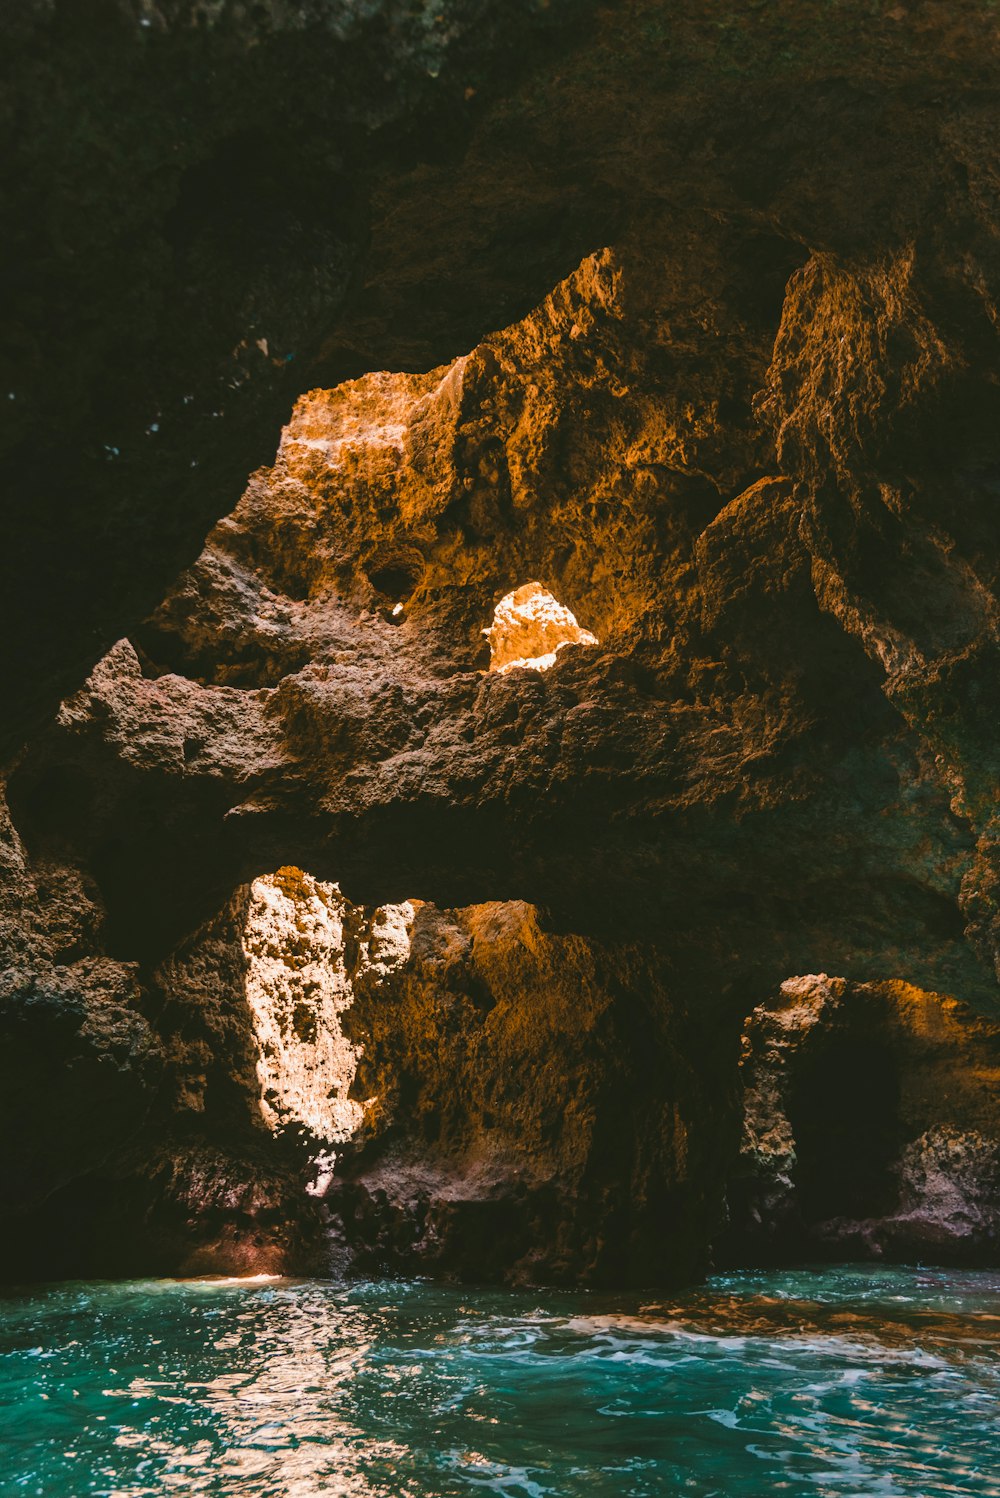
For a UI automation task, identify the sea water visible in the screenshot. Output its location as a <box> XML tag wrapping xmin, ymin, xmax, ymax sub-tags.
<box><xmin>2</xmin><ymin>1264</ymin><xmax>999</xmax><ymax>1497</ymax></box>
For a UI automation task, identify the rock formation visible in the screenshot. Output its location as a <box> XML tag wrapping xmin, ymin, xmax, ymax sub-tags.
<box><xmin>723</xmin><ymin>974</ymin><xmax>1000</xmax><ymax>1265</ymax></box>
<box><xmin>330</xmin><ymin>895</ymin><xmax>731</xmax><ymax>1286</ymax></box>
<box><xmin>5</xmin><ymin>0</ymin><xmax>1000</xmax><ymax>754</ymax></box>
<box><xmin>5</xmin><ymin>0</ymin><xmax>1000</xmax><ymax>1283</ymax></box>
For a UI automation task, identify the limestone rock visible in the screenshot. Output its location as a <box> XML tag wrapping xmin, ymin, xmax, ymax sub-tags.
<box><xmin>6</xmin><ymin>0</ymin><xmax>1000</xmax><ymax>760</ymax></box>
<box><xmin>891</xmin><ymin>1127</ymin><xmax>1000</xmax><ymax>1254</ymax></box>
<box><xmin>327</xmin><ymin>898</ymin><xmax>731</xmax><ymax>1286</ymax></box>
<box><xmin>242</xmin><ymin>869</ymin><xmax>369</xmax><ymax>1149</ymax></box>
<box><xmin>11</xmin><ymin>241</ymin><xmax>992</xmax><ymax>1014</ymax></box>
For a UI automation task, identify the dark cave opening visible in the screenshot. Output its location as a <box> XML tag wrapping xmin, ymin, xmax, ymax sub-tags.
<box><xmin>786</xmin><ymin>1019</ymin><xmax>902</xmax><ymax>1225</ymax></box>
<box><xmin>366</xmin><ymin>552</ymin><xmax>426</xmax><ymax>603</ymax></box>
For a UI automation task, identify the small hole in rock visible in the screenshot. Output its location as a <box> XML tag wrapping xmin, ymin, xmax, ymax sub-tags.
<box><xmin>367</xmin><ymin>558</ymin><xmax>423</xmax><ymax>600</ymax></box>
<box><xmin>484</xmin><ymin>582</ymin><xmax>598</xmax><ymax>673</ymax></box>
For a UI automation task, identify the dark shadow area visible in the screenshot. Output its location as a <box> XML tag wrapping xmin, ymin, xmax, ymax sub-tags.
<box><xmin>787</xmin><ymin>1021</ymin><xmax>902</xmax><ymax>1223</ymax></box>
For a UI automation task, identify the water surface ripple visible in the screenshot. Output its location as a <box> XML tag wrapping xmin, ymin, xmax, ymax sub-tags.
<box><xmin>2</xmin><ymin>1264</ymin><xmax>1000</xmax><ymax>1496</ymax></box>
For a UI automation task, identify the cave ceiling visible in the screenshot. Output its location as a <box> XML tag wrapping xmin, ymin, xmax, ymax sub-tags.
<box><xmin>4</xmin><ymin>0</ymin><xmax>1000</xmax><ymax>754</ymax></box>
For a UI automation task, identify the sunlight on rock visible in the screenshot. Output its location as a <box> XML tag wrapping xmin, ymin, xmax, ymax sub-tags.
<box><xmin>484</xmin><ymin>582</ymin><xmax>598</xmax><ymax>673</ymax></box>
<box><xmin>243</xmin><ymin>870</ymin><xmax>367</xmax><ymax>1148</ymax></box>
<box><xmin>242</xmin><ymin>868</ymin><xmax>415</xmax><ymax>1191</ymax></box>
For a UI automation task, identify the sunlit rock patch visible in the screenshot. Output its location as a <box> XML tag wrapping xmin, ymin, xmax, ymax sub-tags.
<box><xmin>242</xmin><ymin>868</ymin><xmax>414</xmax><ymax>1190</ymax></box>
<box><xmin>243</xmin><ymin>869</ymin><xmax>366</xmax><ymax>1145</ymax></box>
<box><xmin>484</xmin><ymin>582</ymin><xmax>598</xmax><ymax>673</ymax></box>
<box><xmin>164</xmin><ymin>878</ymin><xmax>725</xmax><ymax>1283</ymax></box>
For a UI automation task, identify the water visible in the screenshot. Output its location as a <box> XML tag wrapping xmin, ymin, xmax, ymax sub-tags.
<box><xmin>2</xmin><ymin>1265</ymin><xmax>1000</xmax><ymax>1497</ymax></box>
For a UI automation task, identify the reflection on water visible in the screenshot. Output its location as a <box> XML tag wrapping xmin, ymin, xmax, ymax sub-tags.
<box><xmin>2</xmin><ymin>1265</ymin><xmax>1000</xmax><ymax>1496</ymax></box>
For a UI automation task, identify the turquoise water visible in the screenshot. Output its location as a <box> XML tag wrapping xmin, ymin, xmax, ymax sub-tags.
<box><xmin>2</xmin><ymin>1265</ymin><xmax>1000</xmax><ymax>1497</ymax></box>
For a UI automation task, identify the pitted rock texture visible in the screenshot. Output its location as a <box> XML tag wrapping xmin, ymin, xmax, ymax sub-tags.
<box><xmin>242</xmin><ymin>869</ymin><xmax>369</xmax><ymax>1150</ymax></box>
<box><xmin>0</xmin><ymin>822</ymin><xmax>732</xmax><ymax>1285</ymax></box>
<box><xmin>0</xmin><ymin>0</ymin><xmax>593</xmax><ymax>753</ymax></box>
<box><xmin>722</xmin><ymin>974</ymin><xmax>1000</xmax><ymax>1265</ymax></box>
<box><xmin>12</xmin><ymin>237</ymin><xmax>1000</xmax><ymax>1012</ymax></box>
<box><xmin>0</xmin><ymin>823</ymin><xmax>329</xmax><ymax>1281</ymax></box>
<box><xmin>167</xmin><ymin>875</ymin><xmax>734</xmax><ymax>1287</ymax></box>
<box><xmin>0</xmin><ymin>791</ymin><xmax>162</xmax><ymax>1230</ymax></box>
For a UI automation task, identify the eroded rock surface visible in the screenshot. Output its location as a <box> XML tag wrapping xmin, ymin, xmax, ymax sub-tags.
<box><xmin>0</xmin><ymin>834</ymin><xmax>732</xmax><ymax>1284</ymax></box>
<box><xmin>0</xmin><ymin>0</ymin><xmax>596</xmax><ymax>753</ymax></box>
<box><xmin>164</xmin><ymin>877</ymin><xmax>734</xmax><ymax>1286</ymax></box>
<box><xmin>6</xmin><ymin>0</ymin><xmax>1000</xmax><ymax>757</ymax></box>
<box><xmin>9</xmin><ymin>221</ymin><xmax>1000</xmax><ymax>1278</ymax></box>
<box><xmin>0</xmin><ymin>824</ymin><xmax>328</xmax><ymax>1280</ymax></box>
<box><xmin>242</xmin><ymin>869</ymin><xmax>371</xmax><ymax>1151</ymax></box>
<box><xmin>12</xmin><ymin>235</ymin><xmax>1000</xmax><ymax>1004</ymax></box>
<box><xmin>0</xmin><ymin>793</ymin><xmax>162</xmax><ymax>1231</ymax></box>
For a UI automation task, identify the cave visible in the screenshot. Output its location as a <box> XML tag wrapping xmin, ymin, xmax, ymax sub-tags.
<box><xmin>786</xmin><ymin>1020</ymin><xmax>902</xmax><ymax>1224</ymax></box>
<box><xmin>6</xmin><ymin>2</ymin><xmax>1000</xmax><ymax>1493</ymax></box>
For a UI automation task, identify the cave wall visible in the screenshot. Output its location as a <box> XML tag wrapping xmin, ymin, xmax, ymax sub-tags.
<box><xmin>0</xmin><ymin>819</ymin><xmax>328</xmax><ymax>1281</ymax></box>
<box><xmin>0</xmin><ymin>0</ymin><xmax>599</xmax><ymax>754</ymax></box>
<box><xmin>0</xmin><ymin>843</ymin><xmax>733</xmax><ymax>1286</ymax></box>
<box><xmin>331</xmin><ymin>897</ymin><xmax>730</xmax><ymax>1286</ymax></box>
<box><xmin>0</xmin><ymin>794</ymin><xmax>161</xmax><ymax>1231</ymax></box>
<box><xmin>7</xmin><ymin>225</ymin><xmax>1000</xmax><ymax>1279</ymax></box>
<box><xmin>11</xmin><ymin>233</ymin><xmax>1000</xmax><ymax>1001</ymax></box>
<box><xmin>6</xmin><ymin>0</ymin><xmax>1000</xmax><ymax>1283</ymax></box>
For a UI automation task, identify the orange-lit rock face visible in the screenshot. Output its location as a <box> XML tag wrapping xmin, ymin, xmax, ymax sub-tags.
<box><xmin>242</xmin><ymin>870</ymin><xmax>370</xmax><ymax>1149</ymax></box>
<box><xmin>26</xmin><ymin>235</ymin><xmax>998</xmax><ymax>1016</ymax></box>
<box><xmin>321</xmin><ymin>896</ymin><xmax>726</xmax><ymax>1286</ymax></box>
<box><xmin>7</xmin><ymin>0</ymin><xmax>1000</xmax><ymax>769</ymax></box>
<box><xmin>484</xmin><ymin>583</ymin><xmax>598</xmax><ymax>673</ymax></box>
